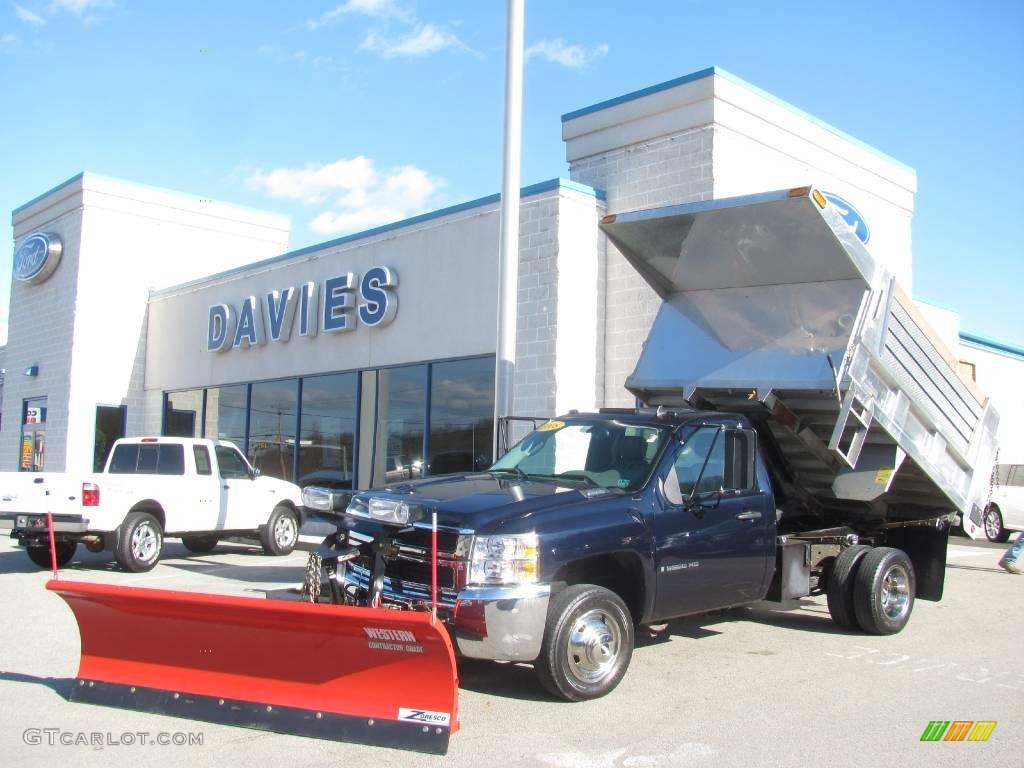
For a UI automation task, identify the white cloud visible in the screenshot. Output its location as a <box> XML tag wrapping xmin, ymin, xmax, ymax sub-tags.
<box><xmin>525</xmin><ymin>38</ymin><xmax>608</xmax><ymax>68</ymax></box>
<box><xmin>15</xmin><ymin>5</ymin><xmax>46</xmax><ymax>24</ymax></box>
<box><xmin>247</xmin><ymin>157</ymin><xmax>442</xmax><ymax>235</ymax></box>
<box><xmin>306</xmin><ymin>0</ymin><xmax>410</xmax><ymax>31</ymax></box>
<box><xmin>359</xmin><ymin>23</ymin><xmax>464</xmax><ymax>58</ymax></box>
<box><xmin>0</xmin><ymin>31</ymin><xmax>18</xmax><ymax>48</ymax></box>
<box><xmin>247</xmin><ymin>157</ymin><xmax>376</xmax><ymax>205</ymax></box>
<box><xmin>49</xmin><ymin>0</ymin><xmax>112</xmax><ymax>14</ymax></box>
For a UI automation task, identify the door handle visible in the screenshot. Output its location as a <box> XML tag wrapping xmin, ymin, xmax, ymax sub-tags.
<box><xmin>736</xmin><ymin>511</ymin><xmax>762</xmax><ymax>520</ymax></box>
<box><xmin>223</xmin><ymin>485</ymin><xmax>230</xmax><ymax>490</ymax></box>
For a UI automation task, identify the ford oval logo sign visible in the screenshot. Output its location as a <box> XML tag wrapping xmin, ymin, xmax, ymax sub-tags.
<box><xmin>13</xmin><ymin>232</ymin><xmax>63</xmax><ymax>284</ymax></box>
<box><xmin>823</xmin><ymin>193</ymin><xmax>870</xmax><ymax>245</ymax></box>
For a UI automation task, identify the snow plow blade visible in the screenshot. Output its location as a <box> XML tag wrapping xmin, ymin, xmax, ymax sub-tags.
<box><xmin>47</xmin><ymin>580</ymin><xmax>459</xmax><ymax>754</ymax></box>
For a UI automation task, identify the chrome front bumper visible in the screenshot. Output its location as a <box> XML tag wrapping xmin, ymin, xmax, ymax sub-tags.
<box><xmin>338</xmin><ymin>566</ymin><xmax>550</xmax><ymax>662</ymax></box>
<box><xmin>451</xmin><ymin>584</ymin><xmax>551</xmax><ymax>662</ymax></box>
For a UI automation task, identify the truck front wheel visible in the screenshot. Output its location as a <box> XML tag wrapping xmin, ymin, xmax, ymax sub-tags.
<box><xmin>261</xmin><ymin>505</ymin><xmax>298</xmax><ymax>556</ymax></box>
<box><xmin>115</xmin><ymin>512</ymin><xmax>163</xmax><ymax>572</ymax></box>
<box><xmin>535</xmin><ymin>584</ymin><xmax>634</xmax><ymax>702</ymax></box>
<box><xmin>26</xmin><ymin>540</ymin><xmax>77</xmax><ymax>569</ymax></box>
<box><xmin>853</xmin><ymin>547</ymin><xmax>915</xmax><ymax>635</ymax></box>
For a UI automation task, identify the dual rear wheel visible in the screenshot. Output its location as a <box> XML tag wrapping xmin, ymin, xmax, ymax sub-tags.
<box><xmin>827</xmin><ymin>546</ymin><xmax>915</xmax><ymax>634</ymax></box>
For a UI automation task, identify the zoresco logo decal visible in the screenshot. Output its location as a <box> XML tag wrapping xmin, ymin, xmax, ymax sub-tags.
<box><xmin>13</xmin><ymin>232</ymin><xmax>63</xmax><ymax>284</ymax></box>
<box><xmin>398</xmin><ymin>708</ymin><xmax>450</xmax><ymax>726</ymax></box>
<box><xmin>920</xmin><ymin>720</ymin><xmax>996</xmax><ymax>742</ymax></box>
<box><xmin>823</xmin><ymin>192</ymin><xmax>870</xmax><ymax>245</ymax></box>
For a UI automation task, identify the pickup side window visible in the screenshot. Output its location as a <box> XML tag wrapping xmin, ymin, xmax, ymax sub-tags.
<box><xmin>216</xmin><ymin>446</ymin><xmax>251</xmax><ymax>479</ymax></box>
<box><xmin>663</xmin><ymin>426</ymin><xmax>757</xmax><ymax>504</ymax></box>
<box><xmin>108</xmin><ymin>443</ymin><xmax>185</xmax><ymax>475</ymax></box>
<box><xmin>157</xmin><ymin>445</ymin><xmax>185</xmax><ymax>475</ymax></box>
<box><xmin>193</xmin><ymin>446</ymin><xmax>212</xmax><ymax>476</ymax></box>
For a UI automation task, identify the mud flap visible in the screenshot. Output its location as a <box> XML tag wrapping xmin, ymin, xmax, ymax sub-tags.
<box><xmin>47</xmin><ymin>580</ymin><xmax>459</xmax><ymax>754</ymax></box>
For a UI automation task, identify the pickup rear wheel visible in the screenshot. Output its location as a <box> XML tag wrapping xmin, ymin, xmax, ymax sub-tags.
<box><xmin>984</xmin><ymin>505</ymin><xmax>1010</xmax><ymax>543</ymax></box>
<box><xmin>115</xmin><ymin>512</ymin><xmax>163</xmax><ymax>572</ymax></box>
<box><xmin>26</xmin><ymin>541</ymin><xmax>77</xmax><ymax>569</ymax></box>
<box><xmin>853</xmin><ymin>547</ymin><xmax>915</xmax><ymax>635</ymax></box>
<box><xmin>261</xmin><ymin>505</ymin><xmax>298</xmax><ymax>556</ymax></box>
<box><xmin>826</xmin><ymin>544</ymin><xmax>870</xmax><ymax>630</ymax></box>
<box><xmin>535</xmin><ymin>584</ymin><xmax>634</xmax><ymax>701</ymax></box>
<box><xmin>181</xmin><ymin>535</ymin><xmax>219</xmax><ymax>554</ymax></box>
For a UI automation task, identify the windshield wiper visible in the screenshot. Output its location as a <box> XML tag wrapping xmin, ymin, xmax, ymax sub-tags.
<box><xmin>490</xmin><ymin>466</ymin><xmax>529</xmax><ymax>482</ymax></box>
<box><xmin>552</xmin><ymin>471</ymin><xmax>599</xmax><ymax>488</ymax></box>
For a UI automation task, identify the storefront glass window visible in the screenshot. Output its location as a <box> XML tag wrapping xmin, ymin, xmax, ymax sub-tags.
<box><xmin>248</xmin><ymin>379</ymin><xmax>298</xmax><ymax>481</ymax></box>
<box><xmin>298</xmin><ymin>373</ymin><xmax>358</xmax><ymax>490</ymax></box>
<box><xmin>368</xmin><ymin>365</ymin><xmax>425</xmax><ymax>488</ymax></box>
<box><xmin>205</xmin><ymin>385</ymin><xmax>247</xmax><ymax>449</ymax></box>
<box><xmin>428</xmin><ymin>357</ymin><xmax>494</xmax><ymax>475</ymax></box>
<box><xmin>164</xmin><ymin>389</ymin><xmax>203</xmax><ymax>437</ymax></box>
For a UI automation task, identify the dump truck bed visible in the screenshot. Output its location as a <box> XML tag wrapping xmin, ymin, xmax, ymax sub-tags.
<box><xmin>600</xmin><ymin>188</ymin><xmax>999</xmax><ymax>536</ymax></box>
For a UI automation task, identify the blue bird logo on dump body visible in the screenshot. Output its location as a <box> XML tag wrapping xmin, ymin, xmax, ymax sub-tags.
<box><xmin>823</xmin><ymin>192</ymin><xmax>870</xmax><ymax>245</ymax></box>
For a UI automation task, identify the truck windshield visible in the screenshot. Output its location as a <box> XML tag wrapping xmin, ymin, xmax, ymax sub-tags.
<box><xmin>490</xmin><ymin>419</ymin><xmax>670</xmax><ymax>492</ymax></box>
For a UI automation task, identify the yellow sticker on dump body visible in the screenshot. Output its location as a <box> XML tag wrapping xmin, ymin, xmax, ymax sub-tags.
<box><xmin>874</xmin><ymin>467</ymin><xmax>894</xmax><ymax>485</ymax></box>
<box><xmin>538</xmin><ymin>421</ymin><xmax>565</xmax><ymax>431</ymax></box>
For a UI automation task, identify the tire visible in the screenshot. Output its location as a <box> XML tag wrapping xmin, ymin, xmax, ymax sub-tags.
<box><xmin>181</xmin><ymin>535</ymin><xmax>218</xmax><ymax>554</ymax></box>
<box><xmin>826</xmin><ymin>544</ymin><xmax>870</xmax><ymax>630</ymax></box>
<box><xmin>115</xmin><ymin>511</ymin><xmax>163</xmax><ymax>573</ymax></box>
<box><xmin>26</xmin><ymin>540</ymin><xmax>77</xmax><ymax>569</ymax></box>
<box><xmin>984</xmin><ymin>505</ymin><xmax>1010</xmax><ymax>543</ymax></box>
<box><xmin>261</xmin><ymin>505</ymin><xmax>298</xmax><ymax>556</ymax></box>
<box><xmin>853</xmin><ymin>547</ymin><xmax>915</xmax><ymax>635</ymax></box>
<box><xmin>535</xmin><ymin>584</ymin><xmax>634</xmax><ymax>701</ymax></box>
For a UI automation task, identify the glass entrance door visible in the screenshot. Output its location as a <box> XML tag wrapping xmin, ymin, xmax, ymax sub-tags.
<box><xmin>21</xmin><ymin>398</ymin><xmax>47</xmax><ymax>472</ymax></box>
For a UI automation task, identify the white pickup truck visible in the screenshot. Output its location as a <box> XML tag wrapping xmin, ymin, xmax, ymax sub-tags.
<box><xmin>0</xmin><ymin>437</ymin><xmax>305</xmax><ymax>572</ymax></box>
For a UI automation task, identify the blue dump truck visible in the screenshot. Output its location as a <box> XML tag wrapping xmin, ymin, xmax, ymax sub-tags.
<box><xmin>301</xmin><ymin>187</ymin><xmax>1000</xmax><ymax>702</ymax></box>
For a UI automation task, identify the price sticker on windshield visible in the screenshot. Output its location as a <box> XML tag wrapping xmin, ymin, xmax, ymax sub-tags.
<box><xmin>538</xmin><ymin>421</ymin><xmax>565</xmax><ymax>432</ymax></box>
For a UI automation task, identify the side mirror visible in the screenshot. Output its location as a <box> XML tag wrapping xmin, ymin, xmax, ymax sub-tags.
<box><xmin>251</xmin><ymin>467</ymin><xmax>262</xmax><ymax>479</ymax></box>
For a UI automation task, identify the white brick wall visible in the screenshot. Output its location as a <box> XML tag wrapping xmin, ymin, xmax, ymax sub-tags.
<box><xmin>1</xmin><ymin>174</ymin><xmax>289</xmax><ymax>472</ymax></box>
<box><xmin>570</xmin><ymin>128</ymin><xmax>714</xmax><ymax>406</ymax></box>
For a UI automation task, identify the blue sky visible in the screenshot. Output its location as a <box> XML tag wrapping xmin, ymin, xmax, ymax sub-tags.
<box><xmin>1</xmin><ymin>1</ymin><xmax>1022</xmax><ymax>349</ymax></box>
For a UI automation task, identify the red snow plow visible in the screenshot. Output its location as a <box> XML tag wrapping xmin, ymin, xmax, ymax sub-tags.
<box><xmin>47</xmin><ymin>514</ymin><xmax>460</xmax><ymax>755</ymax></box>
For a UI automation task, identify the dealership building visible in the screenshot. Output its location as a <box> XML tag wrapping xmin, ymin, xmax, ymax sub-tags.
<box><xmin>2</xmin><ymin>66</ymin><xmax>1022</xmax><ymax>490</ymax></box>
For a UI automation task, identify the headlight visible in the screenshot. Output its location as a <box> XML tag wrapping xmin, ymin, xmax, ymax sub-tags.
<box><xmin>302</xmin><ymin>486</ymin><xmax>335</xmax><ymax>512</ymax></box>
<box><xmin>469</xmin><ymin>533</ymin><xmax>539</xmax><ymax>586</ymax></box>
<box><xmin>345</xmin><ymin>497</ymin><xmax>421</xmax><ymax>526</ymax></box>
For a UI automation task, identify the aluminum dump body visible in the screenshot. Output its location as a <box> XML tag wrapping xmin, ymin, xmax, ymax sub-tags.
<box><xmin>600</xmin><ymin>188</ymin><xmax>998</xmax><ymax>536</ymax></box>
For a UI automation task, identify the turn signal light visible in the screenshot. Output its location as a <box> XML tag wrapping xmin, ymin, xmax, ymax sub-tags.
<box><xmin>82</xmin><ymin>483</ymin><xmax>100</xmax><ymax>507</ymax></box>
<box><xmin>788</xmin><ymin>186</ymin><xmax>810</xmax><ymax>198</ymax></box>
<box><xmin>812</xmin><ymin>190</ymin><xmax>828</xmax><ymax>209</ymax></box>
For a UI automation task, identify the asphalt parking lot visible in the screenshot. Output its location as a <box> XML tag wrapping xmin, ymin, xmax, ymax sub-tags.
<box><xmin>0</xmin><ymin>532</ymin><xmax>1020</xmax><ymax>768</ymax></box>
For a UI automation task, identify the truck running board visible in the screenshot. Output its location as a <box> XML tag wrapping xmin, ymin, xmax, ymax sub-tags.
<box><xmin>48</xmin><ymin>580</ymin><xmax>459</xmax><ymax>755</ymax></box>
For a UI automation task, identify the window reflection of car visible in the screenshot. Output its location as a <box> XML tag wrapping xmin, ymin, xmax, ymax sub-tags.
<box><xmin>384</xmin><ymin>456</ymin><xmax>422</xmax><ymax>484</ymax></box>
<box><xmin>428</xmin><ymin>450</ymin><xmax>491</xmax><ymax>476</ymax></box>
<box><xmin>297</xmin><ymin>470</ymin><xmax>353</xmax><ymax>490</ymax></box>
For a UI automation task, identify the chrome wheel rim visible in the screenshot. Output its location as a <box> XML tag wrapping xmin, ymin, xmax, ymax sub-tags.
<box><xmin>985</xmin><ymin>510</ymin><xmax>1001</xmax><ymax>539</ymax></box>
<box><xmin>566</xmin><ymin>609</ymin><xmax>621</xmax><ymax>685</ymax></box>
<box><xmin>274</xmin><ymin>514</ymin><xmax>296</xmax><ymax>548</ymax></box>
<box><xmin>881</xmin><ymin>564</ymin><xmax>911</xmax><ymax>621</ymax></box>
<box><xmin>131</xmin><ymin>523</ymin><xmax>159</xmax><ymax>563</ymax></box>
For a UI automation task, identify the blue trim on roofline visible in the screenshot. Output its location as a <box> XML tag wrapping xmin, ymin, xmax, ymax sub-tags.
<box><xmin>912</xmin><ymin>294</ymin><xmax>961</xmax><ymax>315</ymax></box>
<box><xmin>150</xmin><ymin>178</ymin><xmax>605</xmax><ymax>298</ymax></box>
<box><xmin>960</xmin><ymin>331</ymin><xmax>1024</xmax><ymax>361</ymax></box>
<box><xmin>561</xmin><ymin>66</ymin><xmax>914</xmax><ymax>175</ymax></box>
<box><xmin>12</xmin><ymin>172</ymin><xmax>85</xmax><ymax>216</ymax></box>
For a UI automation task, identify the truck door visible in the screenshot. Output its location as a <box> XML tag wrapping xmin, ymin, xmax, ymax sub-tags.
<box><xmin>652</xmin><ymin>424</ymin><xmax>773</xmax><ymax>619</ymax></box>
<box><xmin>213</xmin><ymin>444</ymin><xmax>262</xmax><ymax>530</ymax></box>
